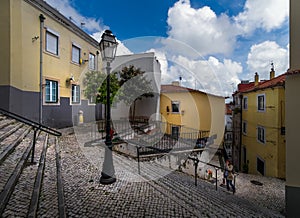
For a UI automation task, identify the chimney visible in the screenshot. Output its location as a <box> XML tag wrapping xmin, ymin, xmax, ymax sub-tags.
<box><xmin>270</xmin><ymin>64</ymin><xmax>275</xmax><ymax>80</ymax></box>
<box><xmin>172</xmin><ymin>81</ymin><xmax>180</xmax><ymax>86</ymax></box>
<box><xmin>254</xmin><ymin>72</ymin><xmax>259</xmax><ymax>86</ymax></box>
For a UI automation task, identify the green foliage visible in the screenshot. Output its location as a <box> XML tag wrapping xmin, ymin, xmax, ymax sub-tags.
<box><xmin>83</xmin><ymin>65</ymin><xmax>154</xmax><ymax>109</ymax></box>
<box><xmin>82</xmin><ymin>71</ymin><xmax>106</xmax><ymax>104</ymax></box>
<box><xmin>82</xmin><ymin>70</ymin><xmax>120</xmax><ymax>105</ymax></box>
<box><xmin>118</xmin><ymin>65</ymin><xmax>154</xmax><ymax>106</ymax></box>
<box><xmin>96</xmin><ymin>72</ymin><xmax>120</xmax><ymax>105</ymax></box>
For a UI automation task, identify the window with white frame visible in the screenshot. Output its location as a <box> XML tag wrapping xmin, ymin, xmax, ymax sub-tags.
<box><xmin>72</xmin><ymin>44</ymin><xmax>81</xmax><ymax>64</ymax></box>
<box><xmin>171</xmin><ymin>101</ymin><xmax>180</xmax><ymax>113</ymax></box>
<box><xmin>257</xmin><ymin>156</ymin><xmax>265</xmax><ymax>175</ymax></box>
<box><xmin>89</xmin><ymin>96</ymin><xmax>96</xmax><ymax>104</ymax></box>
<box><xmin>45</xmin><ymin>79</ymin><xmax>58</xmax><ymax>103</ymax></box>
<box><xmin>72</xmin><ymin>84</ymin><xmax>80</xmax><ymax>104</ymax></box>
<box><xmin>89</xmin><ymin>53</ymin><xmax>96</xmax><ymax>70</ymax></box>
<box><xmin>242</xmin><ymin>120</ymin><xmax>247</xmax><ymax>135</ymax></box>
<box><xmin>45</xmin><ymin>30</ymin><xmax>59</xmax><ymax>55</ymax></box>
<box><xmin>257</xmin><ymin>94</ymin><xmax>265</xmax><ymax>111</ymax></box>
<box><xmin>243</xmin><ymin>96</ymin><xmax>248</xmax><ymax>110</ymax></box>
<box><xmin>257</xmin><ymin>126</ymin><xmax>265</xmax><ymax>143</ymax></box>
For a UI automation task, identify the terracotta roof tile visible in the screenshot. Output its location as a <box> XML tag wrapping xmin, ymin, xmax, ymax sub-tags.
<box><xmin>237</xmin><ymin>73</ymin><xmax>286</xmax><ymax>93</ymax></box>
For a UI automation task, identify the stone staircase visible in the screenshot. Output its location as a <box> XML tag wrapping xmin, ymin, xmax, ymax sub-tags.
<box><xmin>112</xmin><ymin>153</ymin><xmax>283</xmax><ymax>217</ymax></box>
<box><xmin>0</xmin><ymin>115</ymin><xmax>284</xmax><ymax>217</ymax></box>
<box><xmin>0</xmin><ymin>113</ymin><xmax>65</xmax><ymax>217</ymax></box>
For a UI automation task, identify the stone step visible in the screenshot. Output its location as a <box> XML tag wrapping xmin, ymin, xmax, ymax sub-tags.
<box><xmin>0</xmin><ymin>128</ymin><xmax>38</xmax><ymax>214</ymax></box>
<box><xmin>0</xmin><ymin>123</ymin><xmax>24</xmax><ymax>142</ymax></box>
<box><xmin>1</xmin><ymin>131</ymin><xmax>46</xmax><ymax>217</ymax></box>
<box><xmin>0</xmin><ymin>115</ymin><xmax>65</xmax><ymax>217</ymax></box>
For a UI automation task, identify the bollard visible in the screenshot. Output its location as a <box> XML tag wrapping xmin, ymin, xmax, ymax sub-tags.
<box><xmin>78</xmin><ymin>110</ymin><xmax>84</xmax><ymax>125</ymax></box>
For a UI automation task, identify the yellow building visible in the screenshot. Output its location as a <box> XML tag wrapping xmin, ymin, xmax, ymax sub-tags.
<box><xmin>160</xmin><ymin>82</ymin><xmax>225</xmax><ymax>146</ymax></box>
<box><xmin>234</xmin><ymin>70</ymin><xmax>286</xmax><ymax>178</ymax></box>
<box><xmin>0</xmin><ymin>0</ymin><xmax>102</xmax><ymax>127</ymax></box>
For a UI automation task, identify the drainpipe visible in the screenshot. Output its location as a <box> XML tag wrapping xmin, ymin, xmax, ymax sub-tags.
<box><xmin>39</xmin><ymin>14</ymin><xmax>45</xmax><ymax>124</ymax></box>
<box><xmin>239</xmin><ymin>94</ymin><xmax>243</xmax><ymax>171</ymax></box>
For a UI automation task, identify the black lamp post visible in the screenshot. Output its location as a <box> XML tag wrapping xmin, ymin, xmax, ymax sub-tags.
<box><xmin>99</xmin><ymin>30</ymin><xmax>118</xmax><ymax>184</ymax></box>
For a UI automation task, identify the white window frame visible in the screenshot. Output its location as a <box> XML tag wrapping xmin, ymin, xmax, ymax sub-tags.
<box><xmin>72</xmin><ymin>43</ymin><xmax>81</xmax><ymax>64</ymax></box>
<box><xmin>242</xmin><ymin>120</ymin><xmax>247</xmax><ymax>135</ymax></box>
<box><xmin>45</xmin><ymin>28</ymin><xmax>59</xmax><ymax>56</ymax></box>
<box><xmin>45</xmin><ymin>79</ymin><xmax>58</xmax><ymax>103</ymax></box>
<box><xmin>257</xmin><ymin>126</ymin><xmax>266</xmax><ymax>144</ymax></box>
<box><xmin>88</xmin><ymin>96</ymin><xmax>96</xmax><ymax>105</ymax></box>
<box><xmin>171</xmin><ymin>101</ymin><xmax>180</xmax><ymax>113</ymax></box>
<box><xmin>243</xmin><ymin>96</ymin><xmax>248</xmax><ymax>110</ymax></box>
<box><xmin>89</xmin><ymin>53</ymin><xmax>96</xmax><ymax>70</ymax></box>
<box><xmin>72</xmin><ymin>84</ymin><xmax>80</xmax><ymax>104</ymax></box>
<box><xmin>257</xmin><ymin>94</ymin><xmax>265</xmax><ymax>112</ymax></box>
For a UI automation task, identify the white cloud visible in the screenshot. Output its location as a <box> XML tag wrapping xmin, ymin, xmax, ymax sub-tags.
<box><xmin>246</xmin><ymin>41</ymin><xmax>289</xmax><ymax>79</ymax></box>
<box><xmin>167</xmin><ymin>55</ymin><xmax>242</xmax><ymax>96</ymax></box>
<box><xmin>45</xmin><ymin>0</ymin><xmax>107</xmax><ymax>32</ymax></box>
<box><xmin>167</xmin><ymin>1</ymin><xmax>238</xmax><ymax>56</ymax></box>
<box><xmin>91</xmin><ymin>32</ymin><xmax>133</xmax><ymax>56</ymax></box>
<box><xmin>234</xmin><ymin>0</ymin><xmax>289</xmax><ymax>34</ymax></box>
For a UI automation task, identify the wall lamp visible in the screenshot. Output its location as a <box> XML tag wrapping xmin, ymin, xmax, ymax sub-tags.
<box><xmin>66</xmin><ymin>75</ymin><xmax>74</xmax><ymax>83</ymax></box>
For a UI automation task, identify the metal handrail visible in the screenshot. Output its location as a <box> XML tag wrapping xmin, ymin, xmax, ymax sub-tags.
<box><xmin>0</xmin><ymin>108</ymin><xmax>61</xmax><ymax>136</ymax></box>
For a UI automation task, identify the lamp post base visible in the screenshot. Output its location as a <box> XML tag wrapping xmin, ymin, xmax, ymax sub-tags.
<box><xmin>100</xmin><ymin>172</ymin><xmax>116</xmax><ymax>184</ymax></box>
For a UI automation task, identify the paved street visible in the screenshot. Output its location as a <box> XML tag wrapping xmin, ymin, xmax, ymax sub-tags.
<box><xmin>55</xmin><ymin>128</ymin><xmax>285</xmax><ymax>217</ymax></box>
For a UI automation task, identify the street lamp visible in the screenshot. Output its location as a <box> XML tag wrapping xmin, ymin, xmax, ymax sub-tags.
<box><xmin>99</xmin><ymin>30</ymin><xmax>118</xmax><ymax>184</ymax></box>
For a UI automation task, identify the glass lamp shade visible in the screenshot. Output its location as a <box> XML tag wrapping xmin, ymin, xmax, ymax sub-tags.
<box><xmin>99</xmin><ymin>30</ymin><xmax>118</xmax><ymax>62</ymax></box>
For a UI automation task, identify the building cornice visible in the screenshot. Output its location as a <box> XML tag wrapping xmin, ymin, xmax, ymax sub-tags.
<box><xmin>24</xmin><ymin>0</ymin><xmax>99</xmax><ymax>48</ymax></box>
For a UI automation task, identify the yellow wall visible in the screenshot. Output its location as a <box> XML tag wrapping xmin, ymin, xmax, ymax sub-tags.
<box><xmin>160</xmin><ymin>90</ymin><xmax>224</xmax><ymax>144</ymax></box>
<box><xmin>0</xmin><ymin>0</ymin><xmax>11</xmax><ymax>85</ymax></box>
<box><xmin>242</xmin><ymin>87</ymin><xmax>285</xmax><ymax>178</ymax></box>
<box><xmin>5</xmin><ymin>0</ymin><xmax>101</xmax><ymax>98</ymax></box>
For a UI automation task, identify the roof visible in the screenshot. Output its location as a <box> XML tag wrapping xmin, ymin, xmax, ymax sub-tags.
<box><xmin>161</xmin><ymin>85</ymin><xmax>196</xmax><ymax>93</ymax></box>
<box><xmin>236</xmin><ymin>73</ymin><xmax>286</xmax><ymax>94</ymax></box>
<box><xmin>161</xmin><ymin>84</ymin><xmax>224</xmax><ymax>98</ymax></box>
<box><xmin>25</xmin><ymin>0</ymin><xmax>99</xmax><ymax>47</ymax></box>
<box><xmin>225</xmin><ymin>103</ymin><xmax>233</xmax><ymax>115</ymax></box>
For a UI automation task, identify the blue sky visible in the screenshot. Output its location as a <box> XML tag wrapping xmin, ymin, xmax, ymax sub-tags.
<box><xmin>45</xmin><ymin>0</ymin><xmax>289</xmax><ymax>96</ymax></box>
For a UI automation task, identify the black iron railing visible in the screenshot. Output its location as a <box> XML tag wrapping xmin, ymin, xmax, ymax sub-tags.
<box><xmin>0</xmin><ymin>108</ymin><xmax>61</xmax><ymax>162</ymax></box>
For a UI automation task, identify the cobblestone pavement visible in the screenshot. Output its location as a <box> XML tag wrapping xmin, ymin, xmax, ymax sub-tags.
<box><xmin>57</xmin><ymin>129</ymin><xmax>285</xmax><ymax>217</ymax></box>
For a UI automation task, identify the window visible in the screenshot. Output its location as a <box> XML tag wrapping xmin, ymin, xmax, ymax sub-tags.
<box><xmin>89</xmin><ymin>53</ymin><xmax>96</xmax><ymax>70</ymax></box>
<box><xmin>89</xmin><ymin>96</ymin><xmax>96</xmax><ymax>104</ymax></box>
<box><xmin>171</xmin><ymin>101</ymin><xmax>180</xmax><ymax>113</ymax></box>
<box><xmin>242</xmin><ymin>121</ymin><xmax>247</xmax><ymax>135</ymax></box>
<box><xmin>257</xmin><ymin>157</ymin><xmax>265</xmax><ymax>176</ymax></box>
<box><xmin>46</xmin><ymin>30</ymin><xmax>59</xmax><ymax>55</ymax></box>
<box><xmin>72</xmin><ymin>85</ymin><xmax>80</xmax><ymax>104</ymax></box>
<box><xmin>45</xmin><ymin>80</ymin><xmax>58</xmax><ymax>103</ymax></box>
<box><xmin>243</xmin><ymin>97</ymin><xmax>248</xmax><ymax>110</ymax></box>
<box><xmin>257</xmin><ymin>126</ymin><xmax>265</xmax><ymax>144</ymax></box>
<box><xmin>257</xmin><ymin>94</ymin><xmax>265</xmax><ymax>111</ymax></box>
<box><xmin>72</xmin><ymin>44</ymin><xmax>81</xmax><ymax>64</ymax></box>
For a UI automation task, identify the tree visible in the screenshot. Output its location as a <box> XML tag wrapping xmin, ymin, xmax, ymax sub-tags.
<box><xmin>118</xmin><ymin>65</ymin><xmax>154</xmax><ymax>120</ymax></box>
<box><xmin>83</xmin><ymin>71</ymin><xmax>104</xmax><ymax>104</ymax></box>
<box><xmin>82</xmin><ymin>70</ymin><xmax>120</xmax><ymax>105</ymax></box>
<box><xmin>83</xmin><ymin>65</ymin><xmax>154</xmax><ymax>121</ymax></box>
<box><xmin>96</xmin><ymin>72</ymin><xmax>120</xmax><ymax>105</ymax></box>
